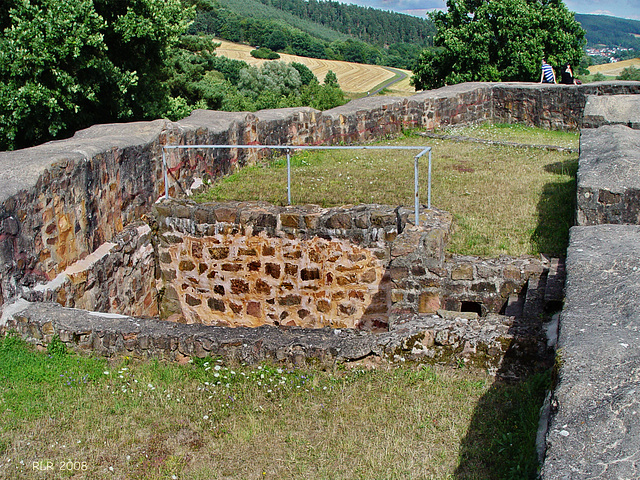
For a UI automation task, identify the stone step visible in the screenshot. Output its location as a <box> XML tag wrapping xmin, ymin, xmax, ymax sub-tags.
<box><xmin>504</xmin><ymin>292</ymin><xmax>525</xmax><ymax>317</ymax></box>
<box><xmin>544</xmin><ymin>257</ymin><xmax>566</xmax><ymax>306</ymax></box>
<box><xmin>522</xmin><ymin>272</ymin><xmax>548</xmax><ymax>319</ymax></box>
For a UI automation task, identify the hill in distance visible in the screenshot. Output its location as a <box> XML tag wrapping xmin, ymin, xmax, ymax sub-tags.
<box><xmin>575</xmin><ymin>14</ymin><xmax>640</xmax><ymax>50</ymax></box>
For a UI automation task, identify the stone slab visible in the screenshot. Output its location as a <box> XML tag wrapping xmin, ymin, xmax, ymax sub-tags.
<box><xmin>0</xmin><ymin>119</ymin><xmax>168</xmax><ymax>203</ymax></box>
<box><xmin>576</xmin><ymin>125</ymin><xmax>640</xmax><ymax>225</ymax></box>
<box><xmin>583</xmin><ymin>94</ymin><xmax>640</xmax><ymax>129</ymax></box>
<box><xmin>541</xmin><ymin>225</ymin><xmax>640</xmax><ymax>479</ymax></box>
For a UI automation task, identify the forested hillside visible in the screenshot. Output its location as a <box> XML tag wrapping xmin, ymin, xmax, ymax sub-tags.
<box><xmin>247</xmin><ymin>0</ymin><xmax>434</xmax><ymax>46</ymax></box>
<box><xmin>576</xmin><ymin>14</ymin><xmax>640</xmax><ymax>50</ymax></box>
<box><xmin>188</xmin><ymin>0</ymin><xmax>430</xmax><ymax>69</ymax></box>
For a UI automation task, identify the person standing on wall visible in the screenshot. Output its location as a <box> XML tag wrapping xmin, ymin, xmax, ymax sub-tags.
<box><xmin>540</xmin><ymin>59</ymin><xmax>556</xmax><ymax>84</ymax></box>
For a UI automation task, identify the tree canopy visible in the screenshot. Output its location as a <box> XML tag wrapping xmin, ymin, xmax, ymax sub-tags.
<box><xmin>0</xmin><ymin>0</ymin><xmax>194</xmax><ymax>150</ymax></box>
<box><xmin>411</xmin><ymin>0</ymin><xmax>585</xmax><ymax>90</ymax></box>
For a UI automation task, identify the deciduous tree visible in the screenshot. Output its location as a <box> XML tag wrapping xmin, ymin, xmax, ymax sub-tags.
<box><xmin>411</xmin><ymin>0</ymin><xmax>585</xmax><ymax>90</ymax></box>
<box><xmin>0</xmin><ymin>0</ymin><xmax>194</xmax><ymax>150</ymax></box>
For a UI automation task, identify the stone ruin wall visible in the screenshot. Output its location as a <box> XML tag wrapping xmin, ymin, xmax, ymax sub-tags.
<box><xmin>1</xmin><ymin>82</ymin><xmax>639</xmax><ymax>324</ymax></box>
<box><xmin>152</xmin><ymin>199</ymin><xmax>550</xmax><ymax>331</ymax></box>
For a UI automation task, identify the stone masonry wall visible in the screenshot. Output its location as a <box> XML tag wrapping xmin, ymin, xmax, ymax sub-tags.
<box><xmin>154</xmin><ymin>200</ymin><xmax>451</xmax><ymax>330</ymax></box>
<box><xmin>0</xmin><ymin>82</ymin><xmax>638</xmax><ymax>312</ymax></box>
<box><xmin>27</xmin><ymin>222</ymin><xmax>157</xmax><ymax>318</ymax></box>
<box><xmin>154</xmin><ymin>200</ymin><xmax>550</xmax><ymax>331</ymax></box>
<box><xmin>576</xmin><ymin>96</ymin><xmax>640</xmax><ymax>226</ymax></box>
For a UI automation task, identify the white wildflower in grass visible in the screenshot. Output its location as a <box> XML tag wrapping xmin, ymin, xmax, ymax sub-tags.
<box><xmin>103</xmin><ymin>371</ymin><xmax>109</xmax><ymax>375</ymax></box>
<box><xmin>203</xmin><ymin>415</ymin><xmax>209</xmax><ymax>420</ymax></box>
<box><xmin>214</xmin><ymin>365</ymin><xmax>222</xmax><ymax>371</ymax></box>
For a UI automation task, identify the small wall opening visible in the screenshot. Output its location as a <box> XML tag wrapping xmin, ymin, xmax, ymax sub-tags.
<box><xmin>460</xmin><ymin>301</ymin><xmax>484</xmax><ymax>317</ymax></box>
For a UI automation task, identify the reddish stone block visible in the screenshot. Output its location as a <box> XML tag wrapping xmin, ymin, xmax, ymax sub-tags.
<box><xmin>208</xmin><ymin>247</ymin><xmax>229</xmax><ymax>259</ymax></box>
<box><xmin>265</xmin><ymin>263</ymin><xmax>281</xmax><ymax>279</ymax></box>
<box><xmin>231</xmin><ymin>279</ymin><xmax>249</xmax><ymax>294</ymax></box>
<box><xmin>247</xmin><ymin>301</ymin><xmax>261</xmax><ymax>317</ymax></box>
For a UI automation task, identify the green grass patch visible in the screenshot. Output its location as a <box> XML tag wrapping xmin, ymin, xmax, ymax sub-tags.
<box><xmin>1</xmin><ymin>333</ymin><xmax>549</xmax><ymax>479</ymax></box>
<box><xmin>194</xmin><ymin>125</ymin><xmax>579</xmax><ymax>257</ymax></box>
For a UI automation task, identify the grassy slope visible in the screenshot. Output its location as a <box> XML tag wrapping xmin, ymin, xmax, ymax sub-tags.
<box><xmin>195</xmin><ymin>124</ymin><xmax>579</xmax><ymax>257</ymax></box>
<box><xmin>216</xmin><ymin>0</ymin><xmax>350</xmax><ymax>42</ymax></box>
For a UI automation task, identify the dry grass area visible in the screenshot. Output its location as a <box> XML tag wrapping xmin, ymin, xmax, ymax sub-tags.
<box><xmin>0</xmin><ymin>335</ymin><xmax>548</xmax><ymax>480</ymax></box>
<box><xmin>196</xmin><ymin>124</ymin><xmax>579</xmax><ymax>257</ymax></box>
<box><xmin>214</xmin><ymin>39</ymin><xmax>415</xmax><ymax>95</ymax></box>
<box><xmin>588</xmin><ymin>57</ymin><xmax>640</xmax><ymax>76</ymax></box>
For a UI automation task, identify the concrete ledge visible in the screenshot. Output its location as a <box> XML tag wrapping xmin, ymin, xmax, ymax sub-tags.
<box><xmin>541</xmin><ymin>225</ymin><xmax>640</xmax><ymax>478</ymax></box>
<box><xmin>576</xmin><ymin>125</ymin><xmax>640</xmax><ymax>225</ymax></box>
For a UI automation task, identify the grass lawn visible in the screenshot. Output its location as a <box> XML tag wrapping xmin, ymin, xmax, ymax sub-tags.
<box><xmin>195</xmin><ymin>124</ymin><xmax>579</xmax><ymax>257</ymax></box>
<box><xmin>0</xmin><ymin>334</ymin><xmax>550</xmax><ymax>480</ymax></box>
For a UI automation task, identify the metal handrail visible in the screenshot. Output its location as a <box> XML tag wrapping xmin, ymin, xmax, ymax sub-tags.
<box><xmin>162</xmin><ymin>144</ymin><xmax>432</xmax><ymax>226</ymax></box>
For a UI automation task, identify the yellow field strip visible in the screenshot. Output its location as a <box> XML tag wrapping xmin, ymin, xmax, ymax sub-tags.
<box><xmin>214</xmin><ymin>39</ymin><xmax>415</xmax><ymax>94</ymax></box>
<box><xmin>588</xmin><ymin>58</ymin><xmax>640</xmax><ymax>76</ymax></box>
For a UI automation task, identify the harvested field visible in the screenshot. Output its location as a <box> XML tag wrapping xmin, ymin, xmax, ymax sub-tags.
<box><xmin>588</xmin><ymin>57</ymin><xmax>640</xmax><ymax>76</ymax></box>
<box><xmin>214</xmin><ymin>39</ymin><xmax>415</xmax><ymax>95</ymax></box>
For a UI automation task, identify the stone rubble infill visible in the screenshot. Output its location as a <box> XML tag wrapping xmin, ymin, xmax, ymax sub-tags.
<box><xmin>0</xmin><ymin>300</ymin><xmax>542</xmax><ymax>373</ymax></box>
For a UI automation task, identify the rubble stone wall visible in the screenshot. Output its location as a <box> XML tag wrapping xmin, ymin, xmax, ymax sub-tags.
<box><xmin>0</xmin><ymin>82</ymin><xmax>638</xmax><ymax>311</ymax></box>
<box><xmin>153</xmin><ymin>200</ymin><xmax>549</xmax><ymax>330</ymax></box>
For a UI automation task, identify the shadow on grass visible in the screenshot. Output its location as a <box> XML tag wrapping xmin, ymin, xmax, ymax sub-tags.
<box><xmin>454</xmin><ymin>158</ymin><xmax>576</xmax><ymax>478</ymax></box>
<box><xmin>531</xmin><ymin>159</ymin><xmax>578</xmax><ymax>257</ymax></box>
<box><xmin>453</xmin><ymin>332</ymin><xmax>553</xmax><ymax>479</ymax></box>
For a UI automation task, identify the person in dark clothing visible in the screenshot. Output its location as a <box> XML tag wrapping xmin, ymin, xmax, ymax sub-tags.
<box><xmin>560</xmin><ymin>64</ymin><xmax>580</xmax><ymax>85</ymax></box>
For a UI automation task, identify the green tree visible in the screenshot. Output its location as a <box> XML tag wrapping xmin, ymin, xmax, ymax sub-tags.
<box><xmin>237</xmin><ymin>61</ymin><xmax>302</xmax><ymax>100</ymax></box>
<box><xmin>617</xmin><ymin>66</ymin><xmax>640</xmax><ymax>81</ymax></box>
<box><xmin>411</xmin><ymin>0</ymin><xmax>585</xmax><ymax>90</ymax></box>
<box><xmin>323</xmin><ymin>70</ymin><xmax>339</xmax><ymax>88</ymax></box>
<box><xmin>0</xmin><ymin>0</ymin><xmax>194</xmax><ymax>150</ymax></box>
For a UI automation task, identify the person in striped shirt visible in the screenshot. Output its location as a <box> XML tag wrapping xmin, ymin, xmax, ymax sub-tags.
<box><xmin>540</xmin><ymin>59</ymin><xmax>556</xmax><ymax>84</ymax></box>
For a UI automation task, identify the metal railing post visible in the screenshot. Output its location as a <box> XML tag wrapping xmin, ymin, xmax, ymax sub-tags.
<box><xmin>286</xmin><ymin>149</ymin><xmax>291</xmax><ymax>205</ymax></box>
<box><xmin>428</xmin><ymin>150</ymin><xmax>432</xmax><ymax>210</ymax></box>
<box><xmin>162</xmin><ymin>148</ymin><xmax>168</xmax><ymax>199</ymax></box>
<box><xmin>160</xmin><ymin>145</ymin><xmax>432</xmax><ymax>215</ymax></box>
<box><xmin>414</xmin><ymin>154</ymin><xmax>419</xmax><ymax>226</ymax></box>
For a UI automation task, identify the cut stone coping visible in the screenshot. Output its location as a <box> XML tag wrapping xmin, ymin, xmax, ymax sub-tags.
<box><xmin>0</xmin><ymin>300</ymin><xmax>537</xmax><ymax>373</ymax></box>
<box><xmin>0</xmin><ymin>119</ymin><xmax>169</xmax><ymax>203</ymax></box>
<box><xmin>540</xmin><ymin>224</ymin><xmax>640</xmax><ymax>479</ymax></box>
<box><xmin>583</xmin><ymin>94</ymin><xmax>640</xmax><ymax>129</ymax></box>
<box><xmin>578</xmin><ymin>125</ymin><xmax>640</xmax><ymax>194</ymax></box>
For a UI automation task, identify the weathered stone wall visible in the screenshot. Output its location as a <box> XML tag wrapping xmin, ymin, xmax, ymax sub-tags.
<box><xmin>540</xmin><ymin>93</ymin><xmax>640</xmax><ymax>479</ymax></box>
<box><xmin>27</xmin><ymin>222</ymin><xmax>157</xmax><ymax>318</ymax></box>
<box><xmin>1</xmin><ymin>300</ymin><xmax>546</xmax><ymax>374</ymax></box>
<box><xmin>154</xmin><ymin>200</ymin><xmax>452</xmax><ymax>330</ymax></box>
<box><xmin>576</xmin><ymin>96</ymin><xmax>640</xmax><ymax>226</ymax></box>
<box><xmin>153</xmin><ymin>200</ymin><xmax>551</xmax><ymax>331</ymax></box>
<box><xmin>0</xmin><ymin>82</ymin><xmax>638</xmax><ymax>311</ymax></box>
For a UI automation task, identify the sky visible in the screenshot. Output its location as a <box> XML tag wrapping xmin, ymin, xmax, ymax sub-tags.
<box><xmin>341</xmin><ymin>0</ymin><xmax>640</xmax><ymax>21</ymax></box>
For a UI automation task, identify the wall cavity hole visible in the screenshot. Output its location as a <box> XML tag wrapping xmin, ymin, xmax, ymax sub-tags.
<box><xmin>460</xmin><ymin>301</ymin><xmax>483</xmax><ymax>317</ymax></box>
